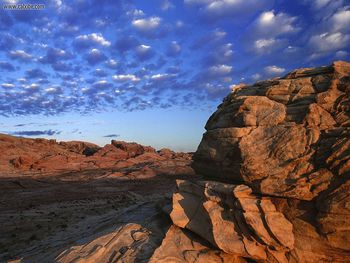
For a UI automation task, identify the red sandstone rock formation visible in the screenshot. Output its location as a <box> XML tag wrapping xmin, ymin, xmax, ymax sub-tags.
<box><xmin>0</xmin><ymin>134</ymin><xmax>193</xmax><ymax>178</ymax></box>
<box><xmin>2</xmin><ymin>61</ymin><xmax>349</xmax><ymax>263</ymax></box>
<box><xmin>155</xmin><ymin>61</ymin><xmax>350</xmax><ymax>262</ymax></box>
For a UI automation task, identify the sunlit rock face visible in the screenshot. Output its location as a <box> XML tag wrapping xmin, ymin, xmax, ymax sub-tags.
<box><xmin>0</xmin><ymin>134</ymin><xmax>193</xmax><ymax>178</ymax></box>
<box><xmin>169</xmin><ymin>180</ymin><xmax>294</xmax><ymax>261</ymax></box>
<box><xmin>2</xmin><ymin>62</ymin><xmax>349</xmax><ymax>263</ymax></box>
<box><xmin>157</xmin><ymin>61</ymin><xmax>350</xmax><ymax>263</ymax></box>
<box><xmin>193</xmin><ymin>61</ymin><xmax>350</xmax><ymax>201</ymax></box>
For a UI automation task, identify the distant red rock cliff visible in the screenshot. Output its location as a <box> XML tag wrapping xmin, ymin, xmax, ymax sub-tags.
<box><xmin>0</xmin><ymin>133</ymin><xmax>193</xmax><ymax>177</ymax></box>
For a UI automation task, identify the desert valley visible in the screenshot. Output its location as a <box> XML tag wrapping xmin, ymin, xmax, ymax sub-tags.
<box><xmin>0</xmin><ymin>61</ymin><xmax>349</xmax><ymax>262</ymax></box>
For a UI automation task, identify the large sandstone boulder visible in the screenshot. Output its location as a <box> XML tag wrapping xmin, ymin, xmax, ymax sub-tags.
<box><xmin>161</xmin><ymin>61</ymin><xmax>350</xmax><ymax>263</ymax></box>
<box><xmin>111</xmin><ymin>140</ymin><xmax>156</xmax><ymax>158</ymax></box>
<box><xmin>193</xmin><ymin>61</ymin><xmax>350</xmax><ymax>201</ymax></box>
<box><xmin>169</xmin><ymin>180</ymin><xmax>294</xmax><ymax>262</ymax></box>
<box><xmin>150</xmin><ymin>225</ymin><xmax>246</xmax><ymax>263</ymax></box>
<box><xmin>56</xmin><ymin>223</ymin><xmax>160</xmax><ymax>263</ymax></box>
<box><xmin>58</xmin><ymin>141</ymin><xmax>100</xmax><ymax>156</ymax></box>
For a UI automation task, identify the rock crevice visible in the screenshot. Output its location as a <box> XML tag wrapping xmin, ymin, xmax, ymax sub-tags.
<box><xmin>154</xmin><ymin>61</ymin><xmax>350</xmax><ymax>263</ymax></box>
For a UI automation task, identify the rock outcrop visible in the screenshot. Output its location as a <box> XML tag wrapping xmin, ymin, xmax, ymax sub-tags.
<box><xmin>193</xmin><ymin>61</ymin><xmax>350</xmax><ymax>201</ymax></box>
<box><xmin>56</xmin><ymin>223</ymin><xmax>161</xmax><ymax>263</ymax></box>
<box><xmin>0</xmin><ymin>135</ymin><xmax>195</xmax><ymax>262</ymax></box>
<box><xmin>156</xmin><ymin>61</ymin><xmax>350</xmax><ymax>262</ymax></box>
<box><xmin>0</xmin><ymin>134</ymin><xmax>193</xmax><ymax>178</ymax></box>
<box><xmin>169</xmin><ymin>180</ymin><xmax>294</xmax><ymax>261</ymax></box>
<box><xmin>150</xmin><ymin>225</ymin><xmax>245</xmax><ymax>263</ymax></box>
<box><xmin>2</xmin><ymin>61</ymin><xmax>349</xmax><ymax>263</ymax></box>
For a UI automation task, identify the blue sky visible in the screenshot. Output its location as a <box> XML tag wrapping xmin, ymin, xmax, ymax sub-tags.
<box><xmin>0</xmin><ymin>0</ymin><xmax>349</xmax><ymax>151</ymax></box>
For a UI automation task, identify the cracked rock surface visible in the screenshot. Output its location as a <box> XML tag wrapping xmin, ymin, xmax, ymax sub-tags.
<box><xmin>193</xmin><ymin>61</ymin><xmax>350</xmax><ymax>201</ymax></box>
<box><xmin>2</xmin><ymin>61</ymin><xmax>350</xmax><ymax>263</ymax></box>
<box><xmin>159</xmin><ymin>61</ymin><xmax>350</xmax><ymax>263</ymax></box>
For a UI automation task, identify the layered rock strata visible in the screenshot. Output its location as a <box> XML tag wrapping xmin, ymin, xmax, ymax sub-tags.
<box><xmin>0</xmin><ymin>134</ymin><xmax>193</xmax><ymax>178</ymax></box>
<box><xmin>193</xmin><ymin>61</ymin><xmax>350</xmax><ymax>201</ymax></box>
<box><xmin>155</xmin><ymin>61</ymin><xmax>350</xmax><ymax>262</ymax></box>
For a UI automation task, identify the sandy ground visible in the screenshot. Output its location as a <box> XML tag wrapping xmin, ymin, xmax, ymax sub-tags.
<box><xmin>0</xmin><ymin>169</ymin><xmax>198</xmax><ymax>262</ymax></box>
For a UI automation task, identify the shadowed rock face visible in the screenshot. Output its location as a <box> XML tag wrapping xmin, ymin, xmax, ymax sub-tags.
<box><xmin>154</xmin><ymin>61</ymin><xmax>350</xmax><ymax>263</ymax></box>
<box><xmin>150</xmin><ymin>225</ymin><xmax>246</xmax><ymax>263</ymax></box>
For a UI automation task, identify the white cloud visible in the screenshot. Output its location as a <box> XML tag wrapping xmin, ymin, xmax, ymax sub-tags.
<box><xmin>9</xmin><ymin>50</ymin><xmax>32</xmax><ymax>60</ymax></box>
<box><xmin>213</xmin><ymin>29</ymin><xmax>227</xmax><ymax>39</ymax></box>
<box><xmin>209</xmin><ymin>64</ymin><xmax>232</xmax><ymax>76</ymax></box>
<box><xmin>93</xmin><ymin>80</ymin><xmax>109</xmax><ymax>87</ymax></box>
<box><xmin>171</xmin><ymin>41</ymin><xmax>181</xmax><ymax>52</ymax></box>
<box><xmin>176</xmin><ymin>20</ymin><xmax>184</xmax><ymax>28</ymax></box>
<box><xmin>75</xmin><ymin>33</ymin><xmax>111</xmax><ymax>47</ymax></box>
<box><xmin>246</xmin><ymin>10</ymin><xmax>298</xmax><ymax>54</ymax></box>
<box><xmin>314</xmin><ymin>0</ymin><xmax>332</xmax><ymax>9</ymax></box>
<box><xmin>112</xmin><ymin>74</ymin><xmax>140</xmax><ymax>82</ymax></box>
<box><xmin>254</xmin><ymin>38</ymin><xmax>276</xmax><ymax>49</ymax></box>
<box><xmin>95</xmin><ymin>19</ymin><xmax>107</xmax><ymax>27</ymax></box>
<box><xmin>1</xmin><ymin>83</ymin><xmax>15</xmax><ymax>88</ymax></box>
<box><xmin>167</xmin><ymin>41</ymin><xmax>181</xmax><ymax>56</ymax></box>
<box><xmin>251</xmin><ymin>73</ymin><xmax>262</xmax><ymax>81</ymax></box>
<box><xmin>23</xmin><ymin>83</ymin><xmax>39</xmax><ymax>91</ymax></box>
<box><xmin>137</xmin><ymin>44</ymin><xmax>151</xmax><ymax>53</ymax></box>
<box><xmin>304</xmin><ymin>3</ymin><xmax>349</xmax><ymax>59</ymax></box>
<box><xmin>132</xmin><ymin>17</ymin><xmax>161</xmax><ymax>31</ymax></box>
<box><xmin>206</xmin><ymin>0</ymin><xmax>247</xmax><ymax>14</ymax></box>
<box><xmin>105</xmin><ymin>59</ymin><xmax>118</xmax><ymax>68</ymax></box>
<box><xmin>126</xmin><ymin>9</ymin><xmax>145</xmax><ymax>17</ymax></box>
<box><xmin>335</xmin><ymin>50</ymin><xmax>349</xmax><ymax>58</ymax></box>
<box><xmin>150</xmin><ymin>73</ymin><xmax>176</xmax><ymax>81</ymax></box>
<box><xmin>259</xmin><ymin>10</ymin><xmax>275</xmax><ymax>24</ymax></box>
<box><xmin>53</xmin><ymin>0</ymin><xmax>62</xmax><ymax>7</ymax></box>
<box><xmin>309</xmin><ymin>32</ymin><xmax>350</xmax><ymax>52</ymax></box>
<box><xmin>45</xmin><ymin>87</ymin><xmax>62</xmax><ymax>94</ymax></box>
<box><xmin>265</xmin><ymin>65</ymin><xmax>286</xmax><ymax>75</ymax></box>
<box><xmin>185</xmin><ymin>0</ymin><xmax>273</xmax><ymax>20</ymax></box>
<box><xmin>331</xmin><ymin>9</ymin><xmax>350</xmax><ymax>32</ymax></box>
<box><xmin>89</xmin><ymin>48</ymin><xmax>100</xmax><ymax>55</ymax></box>
<box><xmin>161</xmin><ymin>0</ymin><xmax>175</xmax><ymax>10</ymax></box>
<box><xmin>254</xmin><ymin>10</ymin><xmax>299</xmax><ymax>37</ymax></box>
<box><xmin>4</xmin><ymin>0</ymin><xmax>19</xmax><ymax>4</ymax></box>
<box><xmin>135</xmin><ymin>45</ymin><xmax>154</xmax><ymax>60</ymax></box>
<box><xmin>59</xmin><ymin>23</ymin><xmax>79</xmax><ymax>34</ymax></box>
<box><xmin>305</xmin><ymin>0</ymin><xmax>345</xmax><ymax>20</ymax></box>
<box><xmin>251</xmin><ymin>38</ymin><xmax>287</xmax><ymax>54</ymax></box>
<box><xmin>219</xmin><ymin>43</ymin><xmax>233</xmax><ymax>58</ymax></box>
<box><xmin>284</xmin><ymin>45</ymin><xmax>299</xmax><ymax>53</ymax></box>
<box><xmin>184</xmin><ymin>0</ymin><xmax>212</xmax><ymax>4</ymax></box>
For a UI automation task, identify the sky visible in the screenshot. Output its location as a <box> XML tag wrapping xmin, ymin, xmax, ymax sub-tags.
<box><xmin>0</xmin><ymin>0</ymin><xmax>349</xmax><ymax>151</ymax></box>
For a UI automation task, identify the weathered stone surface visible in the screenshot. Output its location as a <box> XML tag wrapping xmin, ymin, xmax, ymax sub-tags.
<box><xmin>2</xmin><ymin>61</ymin><xmax>350</xmax><ymax>263</ymax></box>
<box><xmin>181</xmin><ymin>61</ymin><xmax>350</xmax><ymax>262</ymax></box>
<box><xmin>170</xmin><ymin>180</ymin><xmax>294</xmax><ymax>261</ymax></box>
<box><xmin>0</xmin><ymin>134</ymin><xmax>193</xmax><ymax>179</ymax></box>
<box><xmin>150</xmin><ymin>225</ymin><xmax>246</xmax><ymax>263</ymax></box>
<box><xmin>205</xmin><ymin>96</ymin><xmax>286</xmax><ymax>129</ymax></box>
<box><xmin>193</xmin><ymin>61</ymin><xmax>350</xmax><ymax>200</ymax></box>
<box><xmin>56</xmin><ymin>223</ymin><xmax>159</xmax><ymax>263</ymax></box>
<box><xmin>111</xmin><ymin>140</ymin><xmax>156</xmax><ymax>158</ymax></box>
<box><xmin>317</xmin><ymin>179</ymin><xmax>350</xmax><ymax>251</ymax></box>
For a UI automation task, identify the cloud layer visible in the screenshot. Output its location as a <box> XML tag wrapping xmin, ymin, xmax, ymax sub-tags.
<box><xmin>0</xmin><ymin>0</ymin><xmax>349</xmax><ymax>117</ymax></box>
